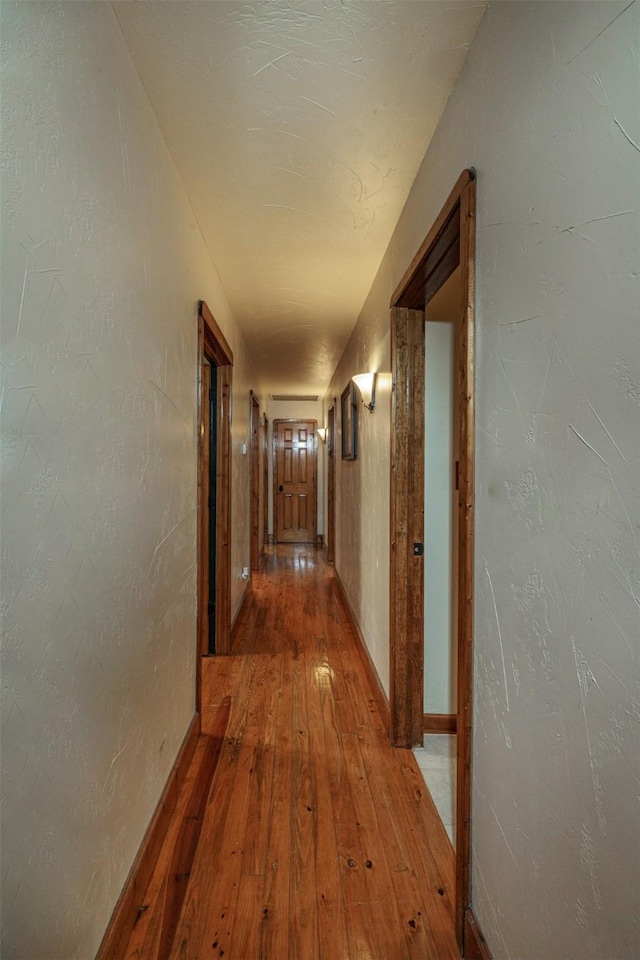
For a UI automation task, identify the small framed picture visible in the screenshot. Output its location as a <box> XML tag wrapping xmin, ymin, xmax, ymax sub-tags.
<box><xmin>341</xmin><ymin>382</ymin><xmax>357</xmax><ymax>460</ymax></box>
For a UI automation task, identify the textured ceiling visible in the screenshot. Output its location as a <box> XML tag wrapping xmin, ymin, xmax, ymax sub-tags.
<box><xmin>113</xmin><ymin>1</ymin><xmax>486</xmax><ymax>395</ymax></box>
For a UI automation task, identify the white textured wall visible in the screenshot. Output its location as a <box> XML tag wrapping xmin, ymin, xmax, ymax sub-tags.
<box><xmin>424</xmin><ymin>320</ymin><xmax>456</xmax><ymax>715</ymax></box>
<box><xmin>326</xmin><ymin>315</ymin><xmax>392</xmax><ymax>695</ymax></box>
<box><xmin>0</xmin><ymin>4</ymin><xmax>257</xmax><ymax>958</ymax></box>
<box><xmin>329</xmin><ymin>2</ymin><xmax>639</xmax><ymax>957</ymax></box>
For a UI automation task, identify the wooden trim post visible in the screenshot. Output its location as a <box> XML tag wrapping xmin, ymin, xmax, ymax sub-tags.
<box><xmin>197</xmin><ymin>301</ymin><xmax>233</xmax><ymax>692</ymax></box>
<box><xmin>389</xmin><ymin>307</ymin><xmax>425</xmax><ymax>747</ymax></box>
<box><xmin>456</xmin><ymin>177</ymin><xmax>476</xmax><ymax>953</ymax></box>
<box><xmin>389</xmin><ymin>171</ymin><xmax>476</xmax><ymax>955</ymax></box>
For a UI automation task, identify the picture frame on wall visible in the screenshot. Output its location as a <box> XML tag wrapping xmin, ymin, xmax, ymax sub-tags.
<box><xmin>341</xmin><ymin>382</ymin><xmax>357</xmax><ymax>460</ymax></box>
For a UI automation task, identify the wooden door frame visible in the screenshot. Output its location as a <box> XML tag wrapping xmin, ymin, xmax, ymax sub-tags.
<box><xmin>389</xmin><ymin>170</ymin><xmax>476</xmax><ymax>955</ymax></box>
<box><xmin>262</xmin><ymin>414</ymin><xmax>269</xmax><ymax>550</ymax></box>
<box><xmin>326</xmin><ymin>402</ymin><xmax>336</xmax><ymax>563</ymax></box>
<box><xmin>197</xmin><ymin>301</ymin><xmax>233</xmax><ymax>715</ymax></box>
<box><xmin>249</xmin><ymin>391</ymin><xmax>261</xmax><ymax>571</ymax></box>
<box><xmin>272</xmin><ymin>418</ymin><xmax>318</xmax><ymax>544</ymax></box>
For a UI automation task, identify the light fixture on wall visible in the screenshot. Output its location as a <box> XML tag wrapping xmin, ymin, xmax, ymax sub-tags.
<box><xmin>317</xmin><ymin>427</ymin><xmax>327</xmax><ymax>443</ymax></box>
<box><xmin>352</xmin><ymin>372</ymin><xmax>377</xmax><ymax>412</ymax></box>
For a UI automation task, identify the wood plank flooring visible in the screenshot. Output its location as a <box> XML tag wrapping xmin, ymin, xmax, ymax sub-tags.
<box><xmin>124</xmin><ymin>545</ymin><xmax>459</xmax><ymax>960</ymax></box>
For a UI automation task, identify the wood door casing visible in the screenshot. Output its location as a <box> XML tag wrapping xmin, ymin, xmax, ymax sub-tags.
<box><xmin>389</xmin><ymin>169</ymin><xmax>476</xmax><ymax>956</ymax></box>
<box><xmin>327</xmin><ymin>403</ymin><xmax>336</xmax><ymax>562</ymax></box>
<box><xmin>262</xmin><ymin>415</ymin><xmax>269</xmax><ymax>548</ymax></box>
<box><xmin>250</xmin><ymin>391</ymin><xmax>260</xmax><ymax>570</ymax></box>
<box><xmin>273</xmin><ymin>420</ymin><xmax>317</xmax><ymax>543</ymax></box>
<box><xmin>197</xmin><ymin>300</ymin><xmax>233</xmax><ymax>693</ymax></box>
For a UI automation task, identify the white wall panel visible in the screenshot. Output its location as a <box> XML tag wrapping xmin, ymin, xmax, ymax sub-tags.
<box><xmin>329</xmin><ymin>3</ymin><xmax>639</xmax><ymax>956</ymax></box>
<box><xmin>0</xmin><ymin>4</ymin><xmax>257</xmax><ymax>957</ymax></box>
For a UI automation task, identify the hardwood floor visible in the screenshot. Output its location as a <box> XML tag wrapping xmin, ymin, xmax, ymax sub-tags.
<box><xmin>123</xmin><ymin>545</ymin><xmax>459</xmax><ymax>960</ymax></box>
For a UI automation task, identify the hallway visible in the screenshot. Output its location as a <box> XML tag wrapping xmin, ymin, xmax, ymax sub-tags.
<box><xmin>124</xmin><ymin>546</ymin><xmax>459</xmax><ymax>960</ymax></box>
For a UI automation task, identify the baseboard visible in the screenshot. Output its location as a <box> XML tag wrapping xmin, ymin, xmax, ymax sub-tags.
<box><xmin>423</xmin><ymin>712</ymin><xmax>457</xmax><ymax>734</ymax></box>
<box><xmin>332</xmin><ymin>568</ymin><xmax>390</xmax><ymax>732</ymax></box>
<box><xmin>232</xmin><ymin>579</ymin><xmax>250</xmax><ymax>632</ymax></box>
<box><xmin>464</xmin><ymin>907</ymin><xmax>492</xmax><ymax>960</ymax></box>
<box><xmin>96</xmin><ymin>713</ymin><xmax>200</xmax><ymax>960</ymax></box>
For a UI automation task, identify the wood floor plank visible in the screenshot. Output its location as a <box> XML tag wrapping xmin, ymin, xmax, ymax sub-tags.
<box><xmin>306</xmin><ymin>640</ymin><xmax>349</xmax><ymax>960</ymax></box>
<box><xmin>288</xmin><ymin>635</ymin><xmax>320</xmax><ymax>960</ymax></box>
<box><xmin>122</xmin><ymin>545</ymin><xmax>460</xmax><ymax>960</ymax></box>
<box><xmin>258</xmin><ymin>615</ymin><xmax>293</xmax><ymax>958</ymax></box>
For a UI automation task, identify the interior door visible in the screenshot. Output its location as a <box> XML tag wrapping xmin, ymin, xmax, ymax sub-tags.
<box><xmin>274</xmin><ymin>420</ymin><xmax>317</xmax><ymax>543</ymax></box>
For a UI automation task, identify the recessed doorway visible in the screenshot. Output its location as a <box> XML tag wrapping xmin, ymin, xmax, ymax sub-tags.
<box><xmin>273</xmin><ymin>419</ymin><xmax>318</xmax><ymax>544</ymax></box>
<box><xmin>389</xmin><ymin>170</ymin><xmax>476</xmax><ymax>955</ymax></box>
<box><xmin>197</xmin><ymin>301</ymin><xmax>233</xmax><ymax>713</ymax></box>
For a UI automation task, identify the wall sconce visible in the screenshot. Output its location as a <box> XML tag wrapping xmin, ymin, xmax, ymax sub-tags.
<box><xmin>317</xmin><ymin>427</ymin><xmax>327</xmax><ymax>443</ymax></box>
<box><xmin>352</xmin><ymin>372</ymin><xmax>377</xmax><ymax>412</ymax></box>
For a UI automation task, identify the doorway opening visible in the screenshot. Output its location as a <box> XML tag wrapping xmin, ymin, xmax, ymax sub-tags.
<box><xmin>197</xmin><ymin>301</ymin><xmax>233</xmax><ymax>714</ymax></box>
<box><xmin>389</xmin><ymin>170</ymin><xmax>476</xmax><ymax>954</ymax></box>
<box><xmin>272</xmin><ymin>419</ymin><xmax>318</xmax><ymax>543</ymax></box>
<box><xmin>250</xmin><ymin>391</ymin><xmax>261</xmax><ymax>571</ymax></box>
<box><xmin>326</xmin><ymin>402</ymin><xmax>336</xmax><ymax>563</ymax></box>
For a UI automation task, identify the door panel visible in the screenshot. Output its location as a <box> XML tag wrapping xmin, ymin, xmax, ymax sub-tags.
<box><xmin>274</xmin><ymin>420</ymin><xmax>317</xmax><ymax>543</ymax></box>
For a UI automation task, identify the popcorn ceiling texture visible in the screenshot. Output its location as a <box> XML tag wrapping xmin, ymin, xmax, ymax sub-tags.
<box><xmin>0</xmin><ymin>4</ymin><xmax>258</xmax><ymax>957</ymax></box>
<box><xmin>329</xmin><ymin>2</ymin><xmax>639</xmax><ymax>957</ymax></box>
<box><xmin>112</xmin><ymin>0</ymin><xmax>486</xmax><ymax>398</ymax></box>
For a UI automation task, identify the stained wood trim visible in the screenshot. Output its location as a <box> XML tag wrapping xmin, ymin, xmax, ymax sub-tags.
<box><xmin>400</xmin><ymin>208</ymin><xmax>460</xmax><ymax>311</ymax></box>
<box><xmin>391</xmin><ymin>169</ymin><xmax>473</xmax><ymax>307</ymax></box>
<box><xmin>232</xmin><ymin>579</ymin><xmax>250</xmax><ymax>633</ymax></box>
<box><xmin>389</xmin><ymin>171</ymin><xmax>476</xmax><ymax>955</ymax></box>
<box><xmin>464</xmin><ymin>908</ymin><xmax>492</xmax><ymax>960</ymax></box>
<box><xmin>250</xmin><ymin>391</ymin><xmax>261</xmax><ymax>571</ymax></box>
<box><xmin>96</xmin><ymin>714</ymin><xmax>200</xmax><ymax>960</ymax></box>
<box><xmin>389</xmin><ymin>307</ymin><xmax>425</xmax><ymax>748</ymax></box>
<box><xmin>200</xmin><ymin>299</ymin><xmax>233</xmax><ymax>365</ymax></box>
<box><xmin>197</xmin><ymin>301</ymin><xmax>233</xmax><ymax>674</ymax></box>
<box><xmin>423</xmin><ymin>713</ymin><xmax>457</xmax><ymax>734</ymax></box>
<box><xmin>326</xmin><ymin>402</ymin><xmax>336</xmax><ymax>563</ymax></box>
<box><xmin>455</xmin><ymin>177</ymin><xmax>476</xmax><ymax>950</ymax></box>
<box><xmin>196</xmin><ymin>323</ymin><xmax>210</xmax><ymax>711</ymax></box>
<box><xmin>262</xmin><ymin>415</ymin><xmax>269</xmax><ymax>550</ymax></box>
<box><xmin>155</xmin><ymin>700</ymin><xmax>231</xmax><ymax>960</ymax></box>
<box><xmin>333</xmin><ymin>568</ymin><xmax>390</xmax><ymax>732</ymax></box>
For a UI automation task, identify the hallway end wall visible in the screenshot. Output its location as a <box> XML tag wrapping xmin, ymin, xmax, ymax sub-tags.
<box><xmin>329</xmin><ymin>2</ymin><xmax>639</xmax><ymax>958</ymax></box>
<box><xmin>266</xmin><ymin>397</ymin><xmax>325</xmax><ymax>542</ymax></box>
<box><xmin>0</xmin><ymin>4</ymin><xmax>257</xmax><ymax>958</ymax></box>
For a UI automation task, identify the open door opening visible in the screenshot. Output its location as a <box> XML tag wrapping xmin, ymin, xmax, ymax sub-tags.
<box><xmin>250</xmin><ymin>391</ymin><xmax>261</xmax><ymax>571</ymax></box>
<box><xmin>205</xmin><ymin>359</ymin><xmax>218</xmax><ymax>654</ymax></box>
<box><xmin>197</xmin><ymin>301</ymin><xmax>233</xmax><ymax>714</ymax></box>
<box><xmin>389</xmin><ymin>170</ymin><xmax>476</xmax><ymax>955</ymax></box>
<box><xmin>326</xmin><ymin>402</ymin><xmax>336</xmax><ymax>563</ymax></box>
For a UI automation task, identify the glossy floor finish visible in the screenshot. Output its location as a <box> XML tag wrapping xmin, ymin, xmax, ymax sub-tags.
<box><xmin>125</xmin><ymin>545</ymin><xmax>459</xmax><ymax>960</ymax></box>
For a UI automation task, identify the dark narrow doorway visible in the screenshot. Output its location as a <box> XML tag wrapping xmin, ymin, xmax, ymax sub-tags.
<box><xmin>326</xmin><ymin>402</ymin><xmax>336</xmax><ymax>563</ymax></box>
<box><xmin>249</xmin><ymin>391</ymin><xmax>261</xmax><ymax>570</ymax></box>
<box><xmin>207</xmin><ymin>361</ymin><xmax>218</xmax><ymax>654</ymax></box>
<box><xmin>197</xmin><ymin>301</ymin><xmax>233</xmax><ymax>716</ymax></box>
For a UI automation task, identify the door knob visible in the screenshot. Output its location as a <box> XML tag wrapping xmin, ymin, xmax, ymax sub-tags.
<box><xmin>279</xmin><ymin>485</ymin><xmax>284</xmax><ymax>492</ymax></box>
